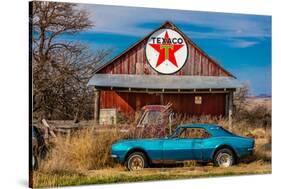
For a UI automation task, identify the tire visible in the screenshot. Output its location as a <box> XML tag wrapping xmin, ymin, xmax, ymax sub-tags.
<box><xmin>213</xmin><ymin>148</ymin><xmax>235</xmax><ymax>167</ymax></box>
<box><xmin>197</xmin><ymin>161</ymin><xmax>208</xmax><ymax>166</ymax></box>
<box><xmin>126</xmin><ymin>152</ymin><xmax>148</xmax><ymax>171</ymax></box>
<box><xmin>32</xmin><ymin>154</ymin><xmax>39</xmax><ymax>170</ymax></box>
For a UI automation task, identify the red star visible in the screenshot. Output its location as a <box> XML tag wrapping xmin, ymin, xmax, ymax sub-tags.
<box><xmin>149</xmin><ymin>31</ymin><xmax>184</xmax><ymax>67</ymax></box>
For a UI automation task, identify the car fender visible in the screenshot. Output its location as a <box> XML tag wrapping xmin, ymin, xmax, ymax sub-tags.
<box><xmin>124</xmin><ymin>146</ymin><xmax>151</xmax><ymax>162</ymax></box>
<box><xmin>211</xmin><ymin>142</ymin><xmax>238</xmax><ymax>160</ymax></box>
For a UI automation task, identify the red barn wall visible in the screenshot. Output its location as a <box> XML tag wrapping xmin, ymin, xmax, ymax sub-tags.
<box><xmin>100</xmin><ymin>91</ymin><xmax>226</xmax><ymax>117</ymax></box>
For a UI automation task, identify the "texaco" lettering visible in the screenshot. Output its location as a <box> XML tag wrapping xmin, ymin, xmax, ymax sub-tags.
<box><xmin>145</xmin><ymin>29</ymin><xmax>188</xmax><ymax>74</ymax></box>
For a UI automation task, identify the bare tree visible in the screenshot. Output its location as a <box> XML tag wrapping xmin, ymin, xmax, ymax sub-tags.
<box><xmin>234</xmin><ymin>83</ymin><xmax>250</xmax><ymax>113</ymax></box>
<box><xmin>31</xmin><ymin>1</ymin><xmax>109</xmax><ymax>121</ymax></box>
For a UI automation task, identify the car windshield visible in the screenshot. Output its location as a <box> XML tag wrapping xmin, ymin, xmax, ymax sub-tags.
<box><xmin>135</xmin><ymin>110</ymin><xmax>144</xmax><ymax>125</ymax></box>
<box><xmin>168</xmin><ymin>127</ymin><xmax>180</xmax><ymax>138</ymax></box>
<box><xmin>139</xmin><ymin>110</ymin><xmax>163</xmax><ymax>126</ymax></box>
<box><xmin>168</xmin><ymin>127</ymin><xmax>187</xmax><ymax>138</ymax></box>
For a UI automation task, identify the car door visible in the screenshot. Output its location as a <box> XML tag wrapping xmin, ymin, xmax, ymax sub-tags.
<box><xmin>189</xmin><ymin>128</ymin><xmax>212</xmax><ymax>161</ymax></box>
<box><xmin>162</xmin><ymin>127</ymin><xmax>212</xmax><ymax>161</ymax></box>
<box><xmin>162</xmin><ymin>137</ymin><xmax>194</xmax><ymax>161</ymax></box>
<box><xmin>162</xmin><ymin>127</ymin><xmax>195</xmax><ymax>161</ymax></box>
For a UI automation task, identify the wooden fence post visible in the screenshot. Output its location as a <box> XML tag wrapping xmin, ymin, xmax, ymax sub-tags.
<box><xmin>93</xmin><ymin>88</ymin><xmax>100</xmax><ymax>125</ymax></box>
<box><xmin>228</xmin><ymin>91</ymin><xmax>233</xmax><ymax>130</ymax></box>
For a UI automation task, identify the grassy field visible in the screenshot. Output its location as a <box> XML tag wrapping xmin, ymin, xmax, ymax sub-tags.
<box><xmin>32</xmin><ymin>161</ymin><xmax>271</xmax><ymax>187</ymax></box>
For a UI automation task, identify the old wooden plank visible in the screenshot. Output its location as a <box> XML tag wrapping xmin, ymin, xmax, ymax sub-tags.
<box><xmin>190</xmin><ymin>45</ymin><xmax>194</xmax><ymax>75</ymax></box>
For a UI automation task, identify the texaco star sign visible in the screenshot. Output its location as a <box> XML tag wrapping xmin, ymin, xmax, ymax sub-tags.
<box><xmin>145</xmin><ymin>29</ymin><xmax>188</xmax><ymax>74</ymax></box>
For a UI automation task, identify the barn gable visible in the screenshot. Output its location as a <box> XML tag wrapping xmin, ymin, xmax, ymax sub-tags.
<box><xmin>95</xmin><ymin>21</ymin><xmax>235</xmax><ymax>78</ymax></box>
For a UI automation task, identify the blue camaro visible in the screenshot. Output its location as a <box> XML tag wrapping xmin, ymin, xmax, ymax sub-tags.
<box><xmin>111</xmin><ymin>124</ymin><xmax>254</xmax><ymax>171</ymax></box>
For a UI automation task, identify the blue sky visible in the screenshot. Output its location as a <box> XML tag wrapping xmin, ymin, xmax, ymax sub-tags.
<box><xmin>66</xmin><ymin>4</ymin><xmax>271</xmax><ymax>96</ymax></box>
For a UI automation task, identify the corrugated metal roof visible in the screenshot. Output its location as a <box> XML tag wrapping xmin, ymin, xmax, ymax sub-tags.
<box><xmin>88</xmin><ymin>74</ymin><xmax>242</xmax><ymax>89</ymax></box>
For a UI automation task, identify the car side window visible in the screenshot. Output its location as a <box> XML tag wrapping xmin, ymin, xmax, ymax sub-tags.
<box><xmin>178</xmin><ymin>128</ymin><xmax>210</xmax><ymax>139</ymax></box>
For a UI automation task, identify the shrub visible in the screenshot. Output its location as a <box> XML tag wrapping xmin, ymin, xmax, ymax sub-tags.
<box><xmin>234</xmin><ymin>104</ymin><xmax>271</xmax><ymax>128</ymax></box>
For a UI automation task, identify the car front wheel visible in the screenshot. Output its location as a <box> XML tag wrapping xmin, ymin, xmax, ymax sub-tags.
<box><xmin>214</xmin><ymin>148</ymin><xmax>234</xmax><ymax>167</ymax></box>
<box><xmin>126</xmin><ymin>152</ymin><xmax>148</xmax><ymax>171</ymax></box>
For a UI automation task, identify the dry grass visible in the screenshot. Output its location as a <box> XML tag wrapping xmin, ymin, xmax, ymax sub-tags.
<box><xmin>39</xmin><ymin>117</ymin><xmax>271</xmax><ymax>174</ymax></box>
<box><xmin>39</xmin><ymin>128</ymin><xmax>124</xmax><ymax>173</ymax></box>
<box><xmin>37</xmin><ymin>118</ymin><xmax>271</xmax><ymax>174</ymax></box>
<box><xmin>33</xmin><ymin>97</ymin><xmax>272</xmax><ymax>187</ymax></box>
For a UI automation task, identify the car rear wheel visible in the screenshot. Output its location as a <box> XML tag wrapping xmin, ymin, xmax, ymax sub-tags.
<box><xmin>126</xmin><ymin>152</ymin><xmax>148</xmax><ymax>171</ymax></box>
<box><xmin>214</xmin><ymin>148</ymin><xmax>234</xmax><ymax>167</ymax></box>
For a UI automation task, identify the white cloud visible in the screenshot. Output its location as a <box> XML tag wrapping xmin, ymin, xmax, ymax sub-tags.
<box><xmin>75</xmin><ymin>3</ymin><xmax>270</xmax><ymax>49</ymax></box>
<box><xmin>229</xmin><ymin>40</ymin><xmax>259</xmax><ymax>48</ymax></box>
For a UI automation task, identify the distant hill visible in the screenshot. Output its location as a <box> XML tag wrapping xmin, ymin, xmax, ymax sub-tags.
<box><xmin>247</xmin><ymin>94</ymin><xmax>271</xmax><ymax>99</ymax></box>
<box><xmin>256</xmin><ymin>94</ymin><xmax>272</xmax><ymax>98</ymax></box>
<box><xmin>245</xmin><ymin>96</ymin><xmax>271</xmax><ymax>110</ymax></box>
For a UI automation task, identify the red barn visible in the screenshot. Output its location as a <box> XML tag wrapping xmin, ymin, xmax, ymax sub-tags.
<box><xmin>88</xmin><ymin>21</ymin><xmax>241</xmax><ymax>123</ymax></box>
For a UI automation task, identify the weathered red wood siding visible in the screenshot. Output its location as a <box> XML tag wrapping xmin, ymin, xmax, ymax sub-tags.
<box><xmin>100</xmin><ymin>91</ymin><xmax>226</xmax><ymax>117</ymax></box>
<box><xmin>163</xmin><ymin>93</ymin><xmax>226</xmax><ymax>116</ymax></box>
<box><xmin>98</xmin><ymin>39</ymin><xmax>230</xmax><ymax>77</ymax></box>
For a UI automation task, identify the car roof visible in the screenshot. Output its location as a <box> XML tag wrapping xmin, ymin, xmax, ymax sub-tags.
<box><xmin>176</xmin><ymin>124</ymin><xmax>233</xmax><ymax>137</ymax></box>
<box><xmin>178</xmin><ymin>123</ymin><xmax>220</xmax><ymax>129</ymax></box>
